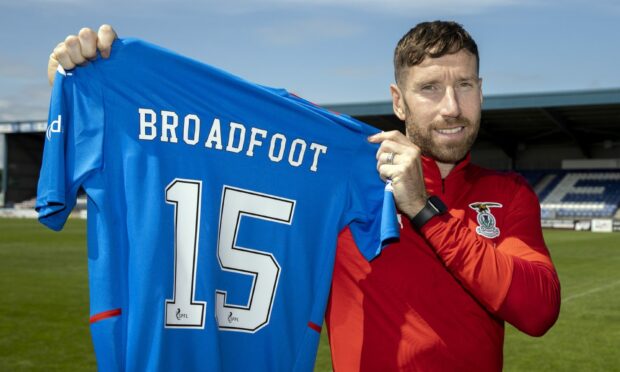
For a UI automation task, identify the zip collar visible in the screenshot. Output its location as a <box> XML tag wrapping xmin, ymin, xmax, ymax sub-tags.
<box><xmin>422</xmin><ymin>153</ymin><xmax>471</xmax><ymax>196</ymax></box>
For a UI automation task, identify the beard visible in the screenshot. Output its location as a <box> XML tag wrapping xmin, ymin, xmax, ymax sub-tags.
<box><xmin>405</xmin><ymin>115</ymin><xmax>480</xmax><ymax>164</ymax></box>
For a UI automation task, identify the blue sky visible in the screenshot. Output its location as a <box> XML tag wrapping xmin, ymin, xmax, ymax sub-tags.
<box><xmin>0</xmin><ymin>0</ymin><xmax>619</xmax><ymax>122</ymax></box>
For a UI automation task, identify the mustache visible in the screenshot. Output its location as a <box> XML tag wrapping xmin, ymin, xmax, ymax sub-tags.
<box><xmin>432</xmin><ymin>117</ymin><xmax>472</xmax><ymax>128</ymax></box>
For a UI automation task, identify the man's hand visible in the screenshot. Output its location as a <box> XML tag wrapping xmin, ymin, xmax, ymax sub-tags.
<box><xmin>368</xmin><ymin>130</ymin><xmax>428</xmax><ymax>219</ymax></box>
<box><xmin>47</xmin><ymin>24</ymin><xmax>117</xmax><ymax>85</ymax></box>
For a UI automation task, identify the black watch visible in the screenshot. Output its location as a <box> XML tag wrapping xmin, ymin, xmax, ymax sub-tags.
<box><xmin>409</xmin><ymin>196</ymin><xmax>447</xmax><ymax>229</ymax></box>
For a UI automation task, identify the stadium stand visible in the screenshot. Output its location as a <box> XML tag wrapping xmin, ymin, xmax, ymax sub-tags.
<box><xmin>1</xmin><ymin>89</ymin><xmax>619</xmax><ymax>231</ymax></box>
<box><xmin>514</xmin><ymin>169</ymin><xmax>620</xmax><ymax>219</ymax></box>
<box><xmin>324</xmin><ymin>88</ymin><xmax>620</xmax><ymax>230</ymax></box>
<box><xmin>519</xmin><ymin>170</ymin><xmax>562</xmax><ymax>199</ymax></box>
<box><xmin>539</xmin><ymin>171</ymin><xmax>620</xmax><ymax>218</ymax></box>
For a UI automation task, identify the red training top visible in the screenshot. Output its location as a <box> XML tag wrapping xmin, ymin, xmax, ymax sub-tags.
<box><xmin>326</xmin><ymin>154</ymin><xmax>561</xmax><ymax>372</ymax></box>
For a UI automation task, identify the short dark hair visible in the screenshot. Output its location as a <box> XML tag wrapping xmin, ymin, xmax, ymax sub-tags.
<box><xmin>394</xmin><ymin>21</ymin><xmax>479</xmax><ymax>85</ymax></box>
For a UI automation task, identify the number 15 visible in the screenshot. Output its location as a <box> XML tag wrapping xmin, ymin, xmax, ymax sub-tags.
<box><xmin>164</xmin><ymin>178</ymin><xmax>295</xmax><ymax>333</ymax></box>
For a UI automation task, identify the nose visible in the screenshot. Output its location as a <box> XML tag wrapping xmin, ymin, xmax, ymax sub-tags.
<box><xmin>439</xmin><ymin>87</ymin><xmax>461</xmax><ymax>118</ymax></box>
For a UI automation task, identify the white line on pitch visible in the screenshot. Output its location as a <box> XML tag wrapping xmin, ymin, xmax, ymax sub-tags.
<box><xmin>562</xmin><ymin>279</ymin><xmax>620</xmax><ymax>303</ymax></box>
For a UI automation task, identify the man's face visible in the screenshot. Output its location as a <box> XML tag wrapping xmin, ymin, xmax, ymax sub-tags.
<box><xmin>391</xmin><ymin>49</ymin><xmax>482</xmax><ymax>164</ymax></box>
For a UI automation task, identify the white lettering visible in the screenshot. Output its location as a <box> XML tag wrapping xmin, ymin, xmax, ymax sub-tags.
<box><xmin>46</xmin><ymin>115</ymin><xmax>63</xmax><ymax>140</ymax></box>
<box><xmin>139</xmin><ymin>108</ymin><xmax>157</xmax><ymax>140</ymax></box>
<box><xmin>161</xmin><ymin>110</ymin><xmax>179</xmax><ymax>143</ymax></box>
<box><xmin>269</xmin><ymin>134</ymin><xmax>287</xmax><ymax>163</ymax></box>
<box><xmin>288</xmin><ymin>139</ymin><xmax>306</xmax><ymax>167</ymax></box>
<box><xmin>247</xmin><ymin>128</ymin><xmax>267</xmax><ymax>157</ymax></box>
<box><xmin>309</xmin><ymin>143</ymin><xmax>328</xmax><ymax>172</ymax></box>
<box><xmin>136</xmin><ymin>108</ymin><xmax>329</xmax><ymax>173</ymax></box>
<box><xmin>183</xmin><ymin>114</ymin><xmax>200</xmax><ymax>145</ymax></box>
<box><xmin>226</xmin><ymin>122</ymin><xmax>246</xmax><ymax>153</ymax></box>
<box><xmin>205</xmin><ymin>118</ymin><xmax>223</xmax><ymax>149</ymax></box>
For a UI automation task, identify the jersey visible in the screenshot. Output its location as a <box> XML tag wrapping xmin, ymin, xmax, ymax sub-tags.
<box><xmin>326</xmin><ymin>154</ymin><xmax>561</xmax><ymax>371</ymax></box>
<box><xmin>36</xmin><ymin>38</ymin><xmax>399</xmax><ymax>372</ymax></box>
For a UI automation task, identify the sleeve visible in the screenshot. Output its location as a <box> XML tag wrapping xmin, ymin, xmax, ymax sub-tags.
<box><xmin>278</xmin><ymin>90</ymin><xmax>400</xmax><ymax>258</ymax></box>
<box><xmin>35</xmin><ymin>66</ymin><xmax>104</xmax><ymax>231</ymax></box>
<box><xmin>420</xmin><ymin>178</ymin><xmax>560</xmax><ymax>336</ymax></box>
<box><xmin>345</xmin><ymin>137</ymin><xmax>400</xmax><ymax>261</ymax></box>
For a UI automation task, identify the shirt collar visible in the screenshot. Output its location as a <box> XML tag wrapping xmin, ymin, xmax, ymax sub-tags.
<box><xmin>422</xmin><ymin>153</ymin><xmax>471</xmax><ymax>195</ymax></box>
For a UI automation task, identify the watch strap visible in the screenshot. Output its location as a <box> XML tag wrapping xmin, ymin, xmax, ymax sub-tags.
<box><xmin>410</xmin><ymin>196</ymin><xmax>447</xmax><ymax>229</ymax></box>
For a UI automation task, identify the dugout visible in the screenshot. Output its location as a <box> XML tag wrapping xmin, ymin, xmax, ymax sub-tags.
<box><xmin>1</xmin><ymin>88</ymin><xmax>619</xmax><ymax>207</ymax></box>
<box><xmin>0</xmin><ymin>121</ymin><xmax>46</xmax><ymax>207</ymax></box>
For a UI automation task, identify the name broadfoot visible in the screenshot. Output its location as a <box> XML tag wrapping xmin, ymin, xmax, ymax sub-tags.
<box><xmin>138</xmin><ymin>108</ymin><xmax>328</xmax><ymax>172</ymax></box>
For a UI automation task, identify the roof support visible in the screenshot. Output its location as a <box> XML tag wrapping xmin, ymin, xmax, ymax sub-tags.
<box><xmin>1</xmin><ymin>134</ymin><xmax>7</xmax><ymax>207</ymax></box>
<box><xmin>539</xmin><ymin>108</ymin><xmax>591</xmax><ymax>158</ymax></box>
<box><xmin>478</xmin><ymin>122</ymin><xmax>519</xmax><ymax>167</ymax></box>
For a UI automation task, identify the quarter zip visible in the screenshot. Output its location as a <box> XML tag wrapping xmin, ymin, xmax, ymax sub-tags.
<box><xmin>422</xmin><ymin>153</ymin><xmax>471</xmax><ymax>201</ymax></box>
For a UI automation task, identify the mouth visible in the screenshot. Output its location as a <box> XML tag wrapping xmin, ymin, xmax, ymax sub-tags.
<box><xmin>435</xmin><ymin>126</ymin><xmax>465</xmax><ymax>135</ymax></box>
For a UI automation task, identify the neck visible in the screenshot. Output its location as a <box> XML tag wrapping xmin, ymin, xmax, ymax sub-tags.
<box><xmin>435</xmin><ymin>161</ymin><xmax>456</xmax><ymax>179</ymax></box>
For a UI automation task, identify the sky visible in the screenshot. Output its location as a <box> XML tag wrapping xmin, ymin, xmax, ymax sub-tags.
<box><xmin>0</xmin><ymin>0</ymin><xmax>619</xmax><ymax>124</ymax></box>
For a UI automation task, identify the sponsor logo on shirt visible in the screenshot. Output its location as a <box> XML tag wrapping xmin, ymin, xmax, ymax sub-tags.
<box><xmin>469</xmin><ymin>202</ymin><xmax>502</xmax><ymax>239</ymax></box>
<box><xmin>227</xmin><ymin>312</ymin><xmax>239</xmax><ymax>324</ymax></box>
<box><xmin>46</xmin><ymin>115</ymin><xmax>62</xmax><ymax>140</ymax></box>
<box><xmin>176</xmin><ymin>308</ymin><xmax>189</xmax><ymax>320</ymax></box>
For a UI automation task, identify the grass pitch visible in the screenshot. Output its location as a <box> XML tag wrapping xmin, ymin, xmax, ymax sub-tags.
<box><xmin>1</xmin><ymin>218</ymin><xmax>619</xmax><ymax>371</ymax></box>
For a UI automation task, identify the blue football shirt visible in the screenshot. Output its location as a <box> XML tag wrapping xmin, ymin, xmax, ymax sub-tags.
<box><xmin>36</xmin><ymin>38</ymin><xmax>398</xmax><ymax>372</ymax></box>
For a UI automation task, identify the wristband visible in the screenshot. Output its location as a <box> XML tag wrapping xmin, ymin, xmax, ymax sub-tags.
<box><xmin>409</xmin><ymin>196</ymin><xmax>447</xmax><ymax>229</ymax></box>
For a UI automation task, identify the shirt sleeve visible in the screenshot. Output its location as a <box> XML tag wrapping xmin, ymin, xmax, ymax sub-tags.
<box><xmin>345</xmin><ymin>136</ymin><xmax>400</xmax><ymax>261</ymax></box>
<box><xmin>282</xmin><ymin>94</ymin><xmax>401</xmax><ymax>260</ymax></box>
<box><xmin>35</xmin><ymin>66</ymin><xmax>104</xmax><ymax>231</ymax></box>
<box><xmin>420</xmin><ymin>177</ymin><xmax>560</xmax><ymax>336</ymax></box>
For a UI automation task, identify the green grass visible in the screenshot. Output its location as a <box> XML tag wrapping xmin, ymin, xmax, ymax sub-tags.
<box><xmin>0</xmin><ymin>218</ymin><xmax>94</xmax><ymax>371</ymax></box>
<box><xmin>503</xmin><ymin>230</ymin><xmax>620</xmax><ymax>372</ymax></box>
<box><xmin>1</xmin><ymin>219</ymin><xmax>619</xmax><ymax>371</ymax></box>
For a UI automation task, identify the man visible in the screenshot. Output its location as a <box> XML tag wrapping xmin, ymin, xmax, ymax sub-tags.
<box><xmin>325</xmin><ymin>22</ymin><xmax>561</xmax><ymax>371</ymax></box>
<box><xmin>48</xmin><ymin>21</ymin><xmax>560</xmax><ymax>371</ymax></box>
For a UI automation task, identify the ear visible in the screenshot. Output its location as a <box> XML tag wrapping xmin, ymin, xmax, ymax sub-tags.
<box><xmin>390</xmin><ymin>83</ymin><xmax>406</xmax><ymax>121</ymax></box>
<box><xmin>478</xmin><ymin>77</ymin><xmax>483</xmax><ymax>105</ymax></box>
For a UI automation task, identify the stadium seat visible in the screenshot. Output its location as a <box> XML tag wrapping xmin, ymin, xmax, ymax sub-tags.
<box><xmin>539</xmin><ymin>171</ymin><xmax>620</xmax><ymax>219</ymax></box>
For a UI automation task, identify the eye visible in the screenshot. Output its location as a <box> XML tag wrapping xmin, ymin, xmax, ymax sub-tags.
<box><xmin>420</xmin><ymin>84</ymin><xmax>437</xmax><ymax>92</ymax></box>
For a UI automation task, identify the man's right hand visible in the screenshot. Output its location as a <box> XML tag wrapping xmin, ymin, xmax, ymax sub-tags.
<box><xmin>48</xmin><ymin>24</ymin><xmax>117</xmax><ymax>85</ymax></box>
<box><xmin>368</xmin><ymin>130</ymin><xmax>428</xmax><ymax>220</ymax></box>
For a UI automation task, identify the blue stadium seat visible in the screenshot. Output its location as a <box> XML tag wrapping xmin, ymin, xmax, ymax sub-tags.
<box><xmin>539</xmin><ymin>170</ymin><xmax>620</xmax><ymax>219</ymax></box>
